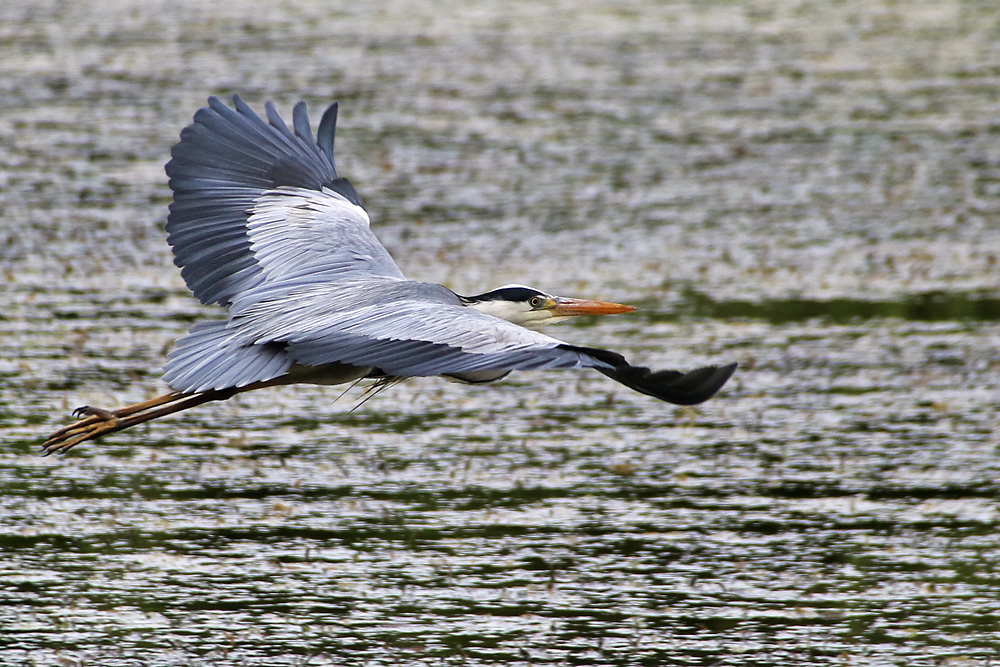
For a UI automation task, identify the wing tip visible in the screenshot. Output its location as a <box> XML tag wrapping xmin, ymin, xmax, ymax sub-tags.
<box><xmin>601</xmin><ymin>360</ymin><xmax>738</xmax><ymax>405</ymax></box>
<box><xmin>317</xmin><ymin>101</ymin><xmax>340</xmax><ymax>168</ymax></box>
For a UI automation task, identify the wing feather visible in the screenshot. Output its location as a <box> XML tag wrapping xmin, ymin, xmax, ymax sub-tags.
<box><xmin>316</xmin><ymin>102</ymin><xmax>338</xmax><ymax>166</ymax></box>
<box><xmin>165</xmin><ymin>95</ymin><xmax>403</xmax><ymax>309</ymax></box>
<box><xmin>163</xmin><ymin>320</ymin><xmax>292</xmax><ymax>393</ymax></box>
<box><xmin>227</xmin><ymin>280</ymin><xmax>610</xmax><ymax>379</ymax></box>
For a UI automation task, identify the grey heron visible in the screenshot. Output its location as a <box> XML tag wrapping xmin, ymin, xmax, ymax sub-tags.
<box><xmin>43</xmin><ymin>96</ymin><xmax>736</xmax><ymax>455</ymax></box>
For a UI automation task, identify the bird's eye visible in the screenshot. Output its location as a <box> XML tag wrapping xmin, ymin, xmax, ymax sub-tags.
<box><xmin>529</xmin><ymin>296</ymin><xmax>544</xmax><ymax>308</ymax></box>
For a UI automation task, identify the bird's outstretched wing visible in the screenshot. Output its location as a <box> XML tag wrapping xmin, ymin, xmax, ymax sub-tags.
<box><xmin>223</xmin><ymin>279</ymin><xmax>590</xmax><ymax>377</ymax></box>
<box><xmin>166</xmin><ymin>96</ymin><xmax>404</xmax><ymax>309</ymax></box>
<box><xmin>210</xmin><ymin>279</ymin><xmax>737</xmax><ymax>405</ymax></box>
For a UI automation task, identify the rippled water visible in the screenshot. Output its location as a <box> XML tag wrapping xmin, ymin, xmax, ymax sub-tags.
<box><xmin>2</xmin><ymin>1</ymin><xmax>999</xmax><ymax>665</ymax></box>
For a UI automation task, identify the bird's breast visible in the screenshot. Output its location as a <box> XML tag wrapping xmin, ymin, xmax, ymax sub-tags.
<box><xmin>284</xmin><ymin>362</ymin><xmax>374</xmax><ymax>386</ymax></box>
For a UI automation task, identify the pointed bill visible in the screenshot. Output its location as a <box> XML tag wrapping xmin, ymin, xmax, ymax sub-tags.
<box><xmin>550</xmin><ymin>297</ymin><xmax>636</xmax><ymax>317</ymax></box>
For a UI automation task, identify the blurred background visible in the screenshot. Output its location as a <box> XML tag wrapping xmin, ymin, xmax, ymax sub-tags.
<box><xmin>1</xmin><ymin>1</ymin><xmax>998</xmax><ymax>665</ymax></box>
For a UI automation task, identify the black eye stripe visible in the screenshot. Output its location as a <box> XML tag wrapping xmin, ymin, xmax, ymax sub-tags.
<box><xmin>466</xmin><ymin>287</ymin><xmax>546</xmax><ymax>303</ymax></box>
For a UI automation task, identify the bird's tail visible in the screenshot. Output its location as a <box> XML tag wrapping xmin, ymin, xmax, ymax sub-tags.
<box><xmin>162</xmin><ymin>320</ymin><xmax>292</xmax><ymax>393</ymax></box>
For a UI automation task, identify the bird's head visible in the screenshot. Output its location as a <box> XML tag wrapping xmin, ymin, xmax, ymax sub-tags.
<box><xmin>461</xmin><ymin>284</ymin><xmax>636</xmax><ymax>330</ymax></box>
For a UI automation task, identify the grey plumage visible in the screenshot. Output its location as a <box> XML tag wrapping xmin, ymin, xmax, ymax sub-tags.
<box><xmin>162</xmin><ymin>320</ymin><xmax>291</xmax><ymax>394</ymax></box>
<box><xmin>229</xmin><ymin>278</ymin><xmax>605</xmax><ymax>379</ymax></box>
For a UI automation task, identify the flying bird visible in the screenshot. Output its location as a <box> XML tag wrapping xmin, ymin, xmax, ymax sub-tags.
<box><xmin>43</xmin><ymin>96</ymin><xmax>736</xmax><ymax>455</ymax></box>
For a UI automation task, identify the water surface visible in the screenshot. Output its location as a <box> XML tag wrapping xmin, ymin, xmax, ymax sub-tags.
<box><xmin>2</xmin><ymin>1</ymin><xmax>999</xmax><ymax>665</ymax></box>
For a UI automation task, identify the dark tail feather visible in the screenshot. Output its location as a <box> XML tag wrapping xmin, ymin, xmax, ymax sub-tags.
<box><xmin>597</xmin><ymin>361</ymin><xmax>737</xmax><ymax>405</ymax></box>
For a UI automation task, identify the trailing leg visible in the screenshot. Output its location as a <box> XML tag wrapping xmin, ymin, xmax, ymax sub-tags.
<box><xmin>42</xmin><ymin>388</ymin><xmax>237</xmax><ymax>455</ymax></box>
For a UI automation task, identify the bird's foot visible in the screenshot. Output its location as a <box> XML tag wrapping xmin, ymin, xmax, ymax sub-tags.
<box><xmin>72</xmin><ymin>405</ymin><xmax>116</xmax><ymax>420</ymax></box>
<box><xmin>41</xmin><ymin>390</ymin><xmax>231</xmax><ymax>456</ymax></box>
<box><xmin>42</xmin><ymin>406</ymin><xmax>123</xmax><ymax>456</ymax></box>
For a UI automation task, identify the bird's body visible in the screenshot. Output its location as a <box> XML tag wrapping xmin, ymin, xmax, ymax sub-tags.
<box><xmin>43</xmin><ymin>96</ymin><xmax>736</xmax><ymax>454</ymax></box>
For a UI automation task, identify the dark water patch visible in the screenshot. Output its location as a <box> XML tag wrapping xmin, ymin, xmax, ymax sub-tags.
<box><xmin>667</xmin><ymin>288</ymin><xmax>1000</xmax><ymax>323</ymax></box>
<box><xmin>325</xmin><ymin>409</ymin><xmax>480</xmax><ymax>433</ymax></box>
<box><xmin>3</xmin><ymin>521</ymin><xmax>617</xmax><ymax>563</ymax></box>
<box><xmin>866</xmin><ymin>484</ymin><xmax>1000</xmax><ymax>501</ymax></box>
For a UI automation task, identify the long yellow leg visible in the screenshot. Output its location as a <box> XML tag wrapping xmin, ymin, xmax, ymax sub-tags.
<box><xmin>42</xmin><ymin>388</ymin><xmax>236</xmax><ymax>456</ymax></box>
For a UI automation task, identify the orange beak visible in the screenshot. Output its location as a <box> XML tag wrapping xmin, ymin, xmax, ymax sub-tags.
<box><xmin>550</xmin><ymin>297</ymin><xmax>636</xmax><ymax>317</ymax></box>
